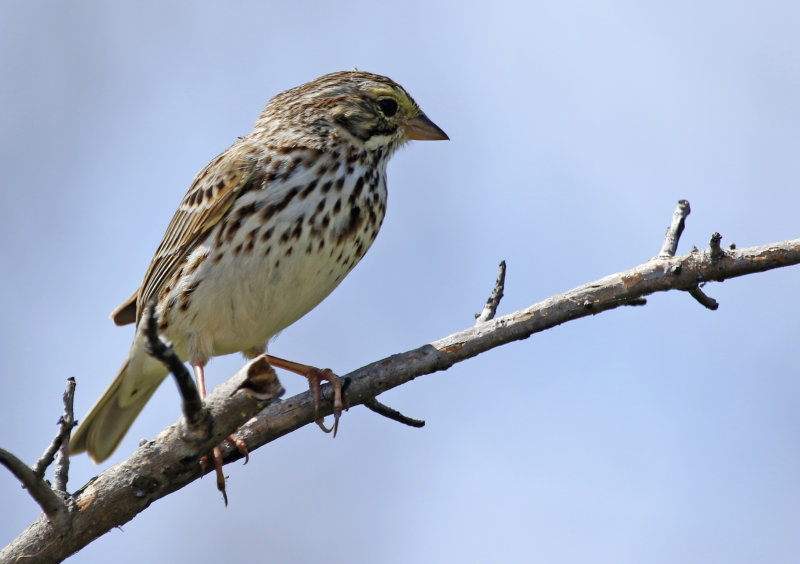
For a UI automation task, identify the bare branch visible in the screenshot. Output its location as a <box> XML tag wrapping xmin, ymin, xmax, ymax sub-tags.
<box><xmin>4</xmin><ymin>229</ymin><xmax>800</xmax><ymax>561</ymax></box>
<box><xmin>364</xmin><ymin>398</ymin><xmax>426</xmax><ymax>428</ymax></box>
<box><xmin>475</xmin><ymin>260</ymin><xmax>507</xmax><ymax>323</ymax></box>
<box><xmin>659</xmin><ymin>200</ymin><xmax>691</xmax><ymax>257</ymax></box>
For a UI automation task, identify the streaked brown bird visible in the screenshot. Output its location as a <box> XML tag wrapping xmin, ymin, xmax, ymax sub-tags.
<box><xmin>69</xmin><ymin>71</ymin><xmax>448</xmax><ymax>478</ymax></box>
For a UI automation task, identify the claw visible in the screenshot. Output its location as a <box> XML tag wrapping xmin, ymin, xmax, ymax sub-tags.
<box><xmin>265</xmin><ymin>355</ymin><xmax>346</xmax><ymax>436</ymax></box>
<box><xmin>212</xmin><ymin>445</ymin><xmax>228</xmax><ymax>506</ymax></box>
<box><xmin>228</xmin><ymin>434</ymin><xmax>249</xmax><ymax>464</ymax></box>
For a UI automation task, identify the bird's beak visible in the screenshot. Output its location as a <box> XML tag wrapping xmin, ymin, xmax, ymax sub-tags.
<box><xmin>402</xmin><ymin>113</ymin><xmax>449</xmax><ymax>141</ymax></box>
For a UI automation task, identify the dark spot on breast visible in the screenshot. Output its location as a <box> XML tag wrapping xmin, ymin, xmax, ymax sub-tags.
<box><xmin>336</xmin><ymin>205</ymin><xmax>363</xmax><ymax>244</ymax></box>
<box><xmin>262</xmin><ymin>226</ymin><xmax>274</xmax><ymax>241</ymax></box>
<box><xmin>264</xmin><ymin>245</ymin><xmax>272</xmax><ymax>256</ymax></box>
<box><xmin>321</xmin><ymin>180</ymin><xmax>333</xmax><ymax>194</ymax></box>
<box><xmin>300</xmin><ymin>180</ymin><xmax>318</xmax><ymax>199</ymax></box>
<box><xmin>353</xmin><ymin>176</ymin><xmax>364</xmax><ymax>198</ymax></box>
<box><xmin>321</xmin><ymin>214</ymin><xmax>330</xmax><ymax>228</ymax></box>
<box><xmin>335</xmin><ymin>177</ymin><xmax>345</xmax><ymax>192</ymax></box>
<box><xmin>234</xmin><ymin>243</ymin><xmax>243</xmax><ymax>255</ymax></box>
<box><xmin>224</xmin><ymin>211</ymin><xmax>247</xmax><ymax>242</ymax></box>
<box><xmin>276</xmin><ymin>186</ymin><xmax>299</xmax><ymax>212</ymax></box>
<box><xmin>261</xmin><ymin>204</ymin><xmax>276</xmax><ymax>220</ymax></box>
<box><xmin>332</xmin><ymin>199</ymin><xmax>342</xmax><ymax>215</ymax></box>
<box><xmin>285</xmin><ymin>246</ymin><xmax>293</xmax><ymax>256</ymax></box>
<box><xmin>306</xmin><ymin>242</ymin><xmax>313</xmax><ymax>254</ymax></box>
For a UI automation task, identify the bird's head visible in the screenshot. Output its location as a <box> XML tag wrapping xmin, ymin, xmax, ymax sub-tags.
<box><xmin>255</xmin><ymin>70</ymin><xmax>448</xmax><ymax>155</ymax></box>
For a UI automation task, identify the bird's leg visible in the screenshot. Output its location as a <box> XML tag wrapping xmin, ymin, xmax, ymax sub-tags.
<box><xmin>264</xmin><ymin>355</ymin><xmax>345</xmax><ymax>436</ymax></box>
<box><xmin>194</xmin><ymin>364</ymin><xmax>228</xmax><ymax>506</ymax></box>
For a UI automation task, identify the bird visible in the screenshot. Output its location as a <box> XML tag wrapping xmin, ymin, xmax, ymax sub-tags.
<box><xmin>68</xmin><ymin>71</ymin><xmax>448</xmax><ymax>479</ymax></box>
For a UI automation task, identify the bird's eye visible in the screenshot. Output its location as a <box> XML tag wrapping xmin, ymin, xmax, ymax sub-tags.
<box><xmin>377</xmin><ymin>98</ymin><xmax>398</xmax><ymax>117</ymax></box>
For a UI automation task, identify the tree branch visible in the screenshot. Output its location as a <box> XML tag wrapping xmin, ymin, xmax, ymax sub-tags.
<box><xmin>3</xmin><ymin>204</ymin><xmax>800</xmax><ymax>561</ymax></box>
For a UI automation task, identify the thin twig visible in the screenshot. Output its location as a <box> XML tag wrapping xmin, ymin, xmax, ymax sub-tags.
<box><xmin>688</xmin><ymin>285</ymin><xmax>720</xmax><ymax>310</ymax></box>
<box><xmin>659</xmin><ymin>200</ymin><xmax>691</xmax><ymax>257</ymax></box>
<box><xmin>33</xmin><ymin>378</ymin><xmax>78</xmax><ymax>484</ymax></box>
<box><xmin>53</xmin><ymin>377</ymin><xmax>76</xmax><ymax>492</ymax></box>
<box><xmin>709</xmin><ymin>232</ymin><xmax>724</xmax><ymax>260</ymax></box>
<box><xmin>364</xmin><ymin>398</ymin><xmax>425</xmax><ymax>428</ymax></box>
<box><xmin>475</xmin><ymin>260</ymin><xmax>506</xmax><ymax>323</ymax></box>
<box><xmin>142</xmin><ymin>299</ymin><xmax>205</xmax><ymax>427</ymax></box>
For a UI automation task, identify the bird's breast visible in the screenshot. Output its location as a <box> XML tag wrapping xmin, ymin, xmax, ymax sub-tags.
<box><xmin>160</xmin><ymin>156</ymin><xmax>388</xmax><ymax>361</ymax></box>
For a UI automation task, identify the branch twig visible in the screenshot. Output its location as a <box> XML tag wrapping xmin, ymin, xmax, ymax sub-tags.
<box><xmin>53</xmin><ymin>377</ymin><xmax>76</xmax><ymax>492</ymax></box>
<box><xmin>33</xmin><ymin>378</ymin><xmax>77</xmax><ymax>484</ymax></box>
<box><xmin>476</xmin><ymin>260</ymin><xmax>506</xmax><ymax>323</ymax></box>
<box><xmin>364</xmin><ymin>398</ymin><xmax>425</xmax><ymax>428</ymax></box>
<box><xmin>659</xmin><ymin>200</ymin><xmax>691</xmax><ymax>257</ymax></box>
<box><xmin>688</xmin><ymin>285</ymin><xmax>719</xmax><ymax>310</ymax></box>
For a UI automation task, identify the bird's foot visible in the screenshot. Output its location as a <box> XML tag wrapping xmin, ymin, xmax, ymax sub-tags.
<box><xmin>265</xmin><ymin>355</ymin><xmax>346</xmax><ymax>437</ymax></box>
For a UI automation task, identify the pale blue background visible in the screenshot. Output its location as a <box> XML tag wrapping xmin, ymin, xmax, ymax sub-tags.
<box><xmin>2</xmin><ymin>2</ymin><xmax>799</xmax><ymax>563</ymax></box>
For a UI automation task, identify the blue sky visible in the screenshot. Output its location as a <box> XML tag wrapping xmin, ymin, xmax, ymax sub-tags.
<box><xmin>1</xmin><ymin>2</ymin><xmax>799</xmax><ymax>562</ymax></box>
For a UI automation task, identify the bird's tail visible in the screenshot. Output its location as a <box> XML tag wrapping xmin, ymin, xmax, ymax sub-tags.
<box><xmin>70</xmin><ymin>357</ymin><xmax>166</xmax><ymax>463</ymax></box>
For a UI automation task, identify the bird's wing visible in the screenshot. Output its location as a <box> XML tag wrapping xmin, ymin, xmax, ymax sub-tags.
<box><xmin>135</xmin><ymin>143</ymin><xmax>261</xmax><ymax>323</ymax></box>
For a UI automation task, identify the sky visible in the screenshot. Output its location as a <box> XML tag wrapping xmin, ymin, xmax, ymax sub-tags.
<box><xmin>1</xmin><ymin>1</ymin><xmax>799</xmax><ymax>563</ymax></box>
